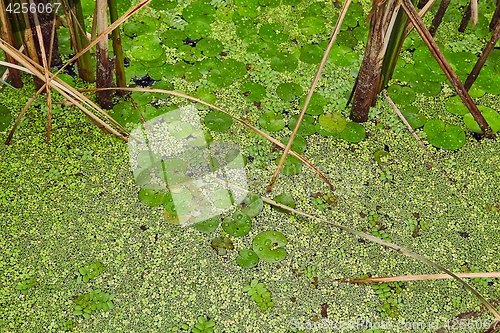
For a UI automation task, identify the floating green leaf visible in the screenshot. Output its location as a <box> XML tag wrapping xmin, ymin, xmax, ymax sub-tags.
<box><xmin>241</xmin><ymin>82</ymin><xmax>266</xmax><ymax>102</ymax></box>
<box><xmin>137</xmin><ymin>150</ymin><xmax>162</xmax><ymax>168</ymax></box>
<box><xmin>270</xmin><ymin>53</ymin><xmax>298</xmax><ymax>72</ymax></box>
<box><xmin>318</xmin><ymin>112</ymin><xmax>347</xmax><ymax>134</ymax></box>
<box><xmin>235</xmin><ymin>0</ymin><xmax>259</xmax><ymax>17</ymax></box>
<box><xmin>211</xmin><ymin>236</ymin><xmax>233</xmax><ymax>255</ymax></box>
<box><xmin>280</xmin><ymin>135</ymin><xmax>307</xmax><ymax>154</ymax></box>
<box><xmin>138</xmin><ymin>185</ymin><xmax>165</xmax><ymax>207</ymax></box>
<box><xmin>204</xmin><ymin>111</ymin><xmax>233</xmax><ymax>132</ymax></box>
<box><xmin>149</xmin><ymin>0</ymin><xmax>177</xmax><ymax>10</ymax></box>
<box><xmin>445</xmin><ymin>95</ymin><xmax>469</xmax><ymax>116</ymax></box>
<box><xmin>299</xmin><ymin>93</ymin><xmax>327</xmax><ymax>116</ymax></box>
<box><xmin>259</xmin><ymin>23</ymin><xmax>288</xmax><ymax>43</ymax></box>
<box><xmin>222</xmin><ymin>212</ymin><xmax>252</xmax><ymax>236</ymax></box>
<box><xmin>194</xmin><ymin>216</ymin><xmax>220</xmax><ymax>233</ymax></box>
<box><xmin>252</xmin><ymin>230</ymin><xmax>287</xmax><ymax>263</ymax></box>
<box><xmin>197</xmin><ymin>38</ymin><xmax>224</xmax><ymax>57</ymax></box>
<box><xmin>184</xmin><ymin>21</ymin><xmax>211</xmax><ymax>39</ymax></box>
<box><xmin>240</xmin><ymin>193</ymin><xmax>264</xmax><ymax>217</ymax></box>
<box><xmin>387</xmin><ymin>85</ymin><xmax>416</xmax><ymax>105</ymax></box>
<box><xmin>168</xmin><ymin>121</ymin><xmax>193</xmax><ymax>139</ymax></box>
<box><xmin>299</xmin><ymin>44</ymin><xmax>323</xmax><ymax>64</ymax></box>
<box><xmin>276</xmin><ymin>155</ymin><xmax>302</xmax><ymax>175</ymax></box>
<box><xmin>0</xmin><ymin>104</ymin><xmax>11</xmax><ymax>131</ymax></box>
<box><xmin>273</xmin><ymin>193</ymin><xmax>296</xmax><ymax>213</ymax></box>
<box><xmin>298</xmin><ymin>16</ymin><xmax>326</xmax><ymax>35</ymax></box>
<box><xmin>424</xmin><ymin>119</ymin><xmax>466</xmax><ymax>150</ymax></box>
<box><xmin>236</xmin><ymin>249</ymin><xmax>259</xmax><ymax>268</ymax></box>
<box><xmin>340</xmin><ymin>122</ymin><xmax>366</xmax><ymax>143</ymax></box>
<box><xmin>400</xmin><ymin>106</ymin><xmax>426</xmax><ymax>129</ymax></box>
<box><xmin>183</xmin><ymin>2</ymin><xmax>215</xmax><ymax>24</ymax></box>
<box><xmin>463</xmin><ymin>106</ymin><xmax>500</xmax><ymax>134</ymax></box>
<box><xmin>161</xmin><ymin>29</ymin><xmax>186</xmax><ymax>48</ymax></box>
<box><xmin>288</xmin><ymin>114</ymin><xmax>316</xmax><ymax>136</ymax></box>
<box><xmin>212</xmin><ymin>189</ymin><xmax>234</xmax><ymax>209</ymax></box>
<box><xmin>276</xmin><ymin>82</ymin><xmax>303</xmax><ymax>102</ymax></box>
<box><xmin>129</xmin><ymin>35</ymin><xmax>164</xmax><ymax>61</ymax></box>
<box><xmin>259</xmin><ymin>111</ymin><xmax>285</xmax><ymax>132</ymax></box>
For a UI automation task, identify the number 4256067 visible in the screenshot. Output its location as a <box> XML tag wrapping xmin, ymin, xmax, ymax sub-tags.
<box><xmin>5</xmin><ymin>2</ymin><xmax>61</xmax><ymax>14</ymax></box>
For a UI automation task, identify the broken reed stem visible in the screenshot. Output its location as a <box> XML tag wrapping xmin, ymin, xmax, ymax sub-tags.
<box><xmin>464</xmin><ymin>21</ymin><xmax>500</xmax><ymax>91</ymax></box>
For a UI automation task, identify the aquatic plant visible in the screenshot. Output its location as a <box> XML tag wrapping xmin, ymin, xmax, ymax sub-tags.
<box><xmin>72</xmin><ymin>289</ymin><xmax>115</xmax><ymax>319</ymax></box>
<box><xmin>242</xmin><ymin>279</ymin><xmax>274</xmax><ymax>312</ymax></box>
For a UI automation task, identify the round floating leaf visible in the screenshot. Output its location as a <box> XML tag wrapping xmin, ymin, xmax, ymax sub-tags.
<box><xmin>130</xmin><ymin>35</ymin><xmax>164</xmax><ymax>61</ymax></box>
<box><xmin>161</xmin><ymin>158</ymin><xmax>188</xmax><ymax>185</ymax></box>
<box><xmin>273</xmin><ymin>193</ymin><xmax>296</xmax><ymax>213</ymax></box>
<box><xmin>410</xmin><ymin>80</ymin><xmax>442</xmax><ymax>96</ymax></box>
<box><xmin>206</xmin><ymin>68</ymin><xmax>233</xmax><ymax>87</ymax></box>
<box><xmin>241</xmin><ymin>82</ymin><xmax>266</xmax><ymax>102</ymax></box>
<box><xmin>280</xmin><ymin>135</ymin><xmax>307</xmax><ymax>154</ymax></box>
<box><xmin>184</xmin><ymin>21</ymin><xmax>211</xmax><ymax>39</ymax></box>
<box><xmin>204</xmin><ymin>111</ymin><xmax>233</xmax><ymax>132</ymax></box>
<box><xmin>303</xmin><ymin>2</ymin><xmax>325</xmax><ymax>16</ymax></box>
<box><xmin>168</xmin><ymin>121</ymin><xmax>193</xmax><ymax>139</ymax></box>
<box><xmin>235</xmin><ymin>0</ymin><xmax>259</xmax><ymax>17</ymax></box>
<box><xmin>463</xmin><ymin>106</ymin><xmax>500</xmax><ymax>134</ymax></box>
<box><xmin>133</xmin><ymin>168</ymin><xmax>151</xmax><ymax>185</ymax></box>
<box><xmin>387</xmin><ymin>85</ymin><xmax>416</xmax><ymax>105</ymax></box>
<box><xmin>0</xmin><ymin>104</ymin><xmax>11</xmax><ymax>131</ymax></box>
<box><xmin>336</xmin><ymin>30</ymin><xmax>358</xmax><ymax>48</ymax></box>
<box><xmin>110</xmin><ymin>101</ymin><xmax>141</xmax><ymax>126</ymax></box>
<box><xmin>225</xmin><ymin>149</ymin><xmax>247</xmax><ymax>168</ymax></box>
<box><xmin>222</xmin><ymin>211</ymin><xmax>252</xmax><ymax>236</ymax></box>
<box><xmin>161</xmin><ymin>29</ymin><xmax>186</xmax><ymax>48</ymax></box>
<box><xmin>194</xmin><ymin>216</ymin><xmax>220</xmax><ymax>233</ymax></box>
<box><xmin>288</xmin><ymin>115</ymin><xmax>316</xmax><ymax>136</ymax></box>
<box><xmin>124</xmin><ymin>20</ymin><xmax>156</xmax><ymax>36</ymax></box>
<box><xmin>196</xmin><ymin>58</ymin><xmax>222</xmax><ymax>75</ymax></box>
<box><xmin>299</xmin><ymin>44</ymin><xmax>323</xmax><ymax>64</ymax></box>
<box><xmin>183</xmin><ymin>2</ymin><xmax>215</xmax><ymax>24</ymax></box>
<box><xmin>252</xmin><ymin>230</ymin><xmax>287</xmax><ymax>263</ymax></box>
<box><xmin>236</xmin><ymin>249</ymin><xmax>259</xmax><ymax>268</ymax></box>
<box><xmin>197</xmin><ymin>38</ymin><xmax>224</xmax><ymax>57</ymax></box>
<box><xmin>298</xmin><ymin>16</ymin><xmax>326</xmax><ymax>35</ymax></box>
<box><xmin>276</xmin><ymin>83</ymin><xmax>303</xmax><ymax>102</ymax></box>
<box><xmin>270</xmin><ymin>53</ymin><xmax>298</xmax><ymax>72</ymax></box>
<box><xmin>138</xmin><ymin>185</ymin><xmax>165</xmax><ymax>207</ymax></box>
<box><xmin>283</xmin><ymin>0</ymin><xmax>300</xmax><ymax>5</ymax></box>
<box><xmin>248</xmin><ymin>40</ymin><xmax>278</xmax><ymax>59</ymax></box>
<box><xmin>445</xmin><ymin>95</ymin><xmax>469</xmax><ymax>116</ymax></box>
<box><xmin>149</xmin><ymin>0</ymin><xmax>177</xmax><ymax>10</ymax></box>
<box><xmin>137</xmin><ymin>150</ymin><xmax>162</xmax><ymax>168</ymax></box>
<box><xmin>259</xmin><ymin>111</ymin><xmax>285</xmax><ymax>132</ymax></box>
<box><xmin>328</xmin><ymin>44</ymin><xmax>359</xmax><ymax>67</ymax></box>
<box><xmin>400</xmin><ymin>106</ymin><xmax>426</xmax><ymax>129</ymax></box>
<box><xmin>221</xmin><ymin>59</ymin><xmax>247</xmax><ymax>79</ymax></box>
<box><xmin>299</xmin><ymin>93</ymin><xmax>327</xmax><ymax>116</ymax></box>
<box><xmin>212</xmin><ymin>189</ymin><xmax>234</xmax><ymax>209</ymax></box>
<box><xmin>259</xmin><ymin>23</ymin><xmax>288</xmax><ymax>43</ymax></box>
<box><xmin>424</xmin><ymin>119</ymin><xmax>466</xmax><ymax>150</ymax></box>
<box><xmin>340</xmin><ymin>122</ymin><xmax>366</xmax><ymax>143</ymax></box>
<box><xmin>258</xmin><ymin>0</ymin><xmax>280</xmax><ymax>6</ymax></box>
<box><xmin>318</xmin><ymin>112</ymin><xmax>347</xmax><ymax>134</ymax></box>
<box><xmin>240</xmin><ymin>193</ymin><xmax>264</xmax><ymax>217</ymax></box>
<box><xmin>276</xmin><ymin>155</ymin><xmax>302</xmax><ymax>175</ymax></box>
<box><xmin>474</xmin><ymin>66</ymin><xmax>500</xmax><ymax>95</ymax></box>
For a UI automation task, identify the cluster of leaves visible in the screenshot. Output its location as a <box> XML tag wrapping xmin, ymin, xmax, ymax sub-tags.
<box><xmin>72</xmin><ymin>289</ymin><xmax>115</xmax><ymax>319</ymax></box>
<box><xmin>486</xmin><ymin>200</ymin><xmax>500</xmax><ymax>213</ymax></box>
<box><xmin>406</xmin><ymin>213</ymin><xmax>429</xmax><ymax>238</ymax></box>
<box><xmin>310</xmin><ymin>192</ymin><xmax>338</xmax><ymax>211</ymax></box>
<box><xmin>361</xmin><ymin>210</ymin><xmax>392</xmax><ymax>242</ymax></box>
<box><xmin>242</xmin><ymin>279</ymin><xmax>274</xmax><ymax>312</ymax></box>
<box><xmin>75</xmin><ymin>261</ymin><xmax>105</xmax><ymax>283</ymax></box>
<box><xmin>171</xmin><ymin>315</ymin><xmax>216</xmax><ymax>333</ymax></box>
<box><xmin>15</xmin><ymin>279</ymin><xmax>37</xmax><ymax>295</ymax></box>
<box><xmin>372</xmin><ymin>282</ymin><xmax>404</xmax><ymax>318</ymax></box>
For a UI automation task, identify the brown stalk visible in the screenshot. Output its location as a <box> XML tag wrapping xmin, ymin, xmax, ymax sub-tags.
<box><xmin>400</xmin><ymin>0</ymin><xmax>495</xmax><ymax>139</ymax></box>
<box><xmin>0</xmin><ymin>0</ymin><xmax>23</xmax><ymax>88</ymax></box>
<box><xmin>95</xmin><ymin>0</ymin><xmax>113</xmax><ymax>109</ymax></box>
<box><xmin>464</xmin><ymin>21</ymin><xmax>500</xmax><ymax>91</ymax></box>
<box><xmin>30</xmin><ymin>0</ymin><xmax>53</xmax><ymax>144</ymax></box>
<box><xmin>459</xmin><ymin>2</ymin><xmax>471</xmax><ymax>32</ymax></box>
<box><xmin>0</xmin><ymin>39</ymin><xmax>128</xmax><ymax>143</ymax></box>
<box><xmin>81</xmin><ymin>86</ymin><xmax>335</xmax><ymax>190</ymax></box>
<box><xmin>339</xmin><ymin>272</ymin><xmax>500</xmax><ymax>283</ymax></box>
<box><xmin>52</xmin><ymin>0</ymin><xmax>151</xmax><ymax>80</ymax></box>
<box><xmin>266</xmin><ymin>0</ymin><xmax>351</xmax><ymax>193</ymax></box>
<box><xmin>428</xmin><ymin>0</ymin><xmax>451</xmax><ymax>36</ymax></box>
<box><xmin>490</xmin><ymin>0</ymin><xmax>500</xmax><ymax>31</ymax></box>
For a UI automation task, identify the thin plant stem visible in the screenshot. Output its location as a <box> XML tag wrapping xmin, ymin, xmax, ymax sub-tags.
<box><xmin>107</xmin><ymin>0</ymin><xmax>127</xmax><ymax>96</ymax></box>
<box><xmin>428</xmin><ymin>0</ymin><xmax>451</xmax><ymax>36</ymax></box>
<box><xmin>464</xmin><ymin>21</ymin><xmax>500</xmax><ymax>91</ymax></box>
<box><xmin>266</xmin><ymin>0</ymin><xmax>351</xmax><ymax>194</ymax></box>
